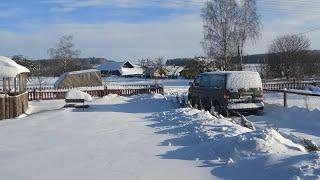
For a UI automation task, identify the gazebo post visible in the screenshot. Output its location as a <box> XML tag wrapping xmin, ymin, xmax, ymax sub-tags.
<box><xmin>14</xmin><ymin>76</ymin><xmax>17</xmax><ymax>95</ymax></box>
<box><xmin>3</xmin><ymin>78</ymin><xmax>7</xmax><ymax>94</ymax></box>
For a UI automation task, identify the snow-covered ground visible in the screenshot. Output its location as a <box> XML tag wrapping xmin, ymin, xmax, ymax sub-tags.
<box><xmin>0</xmin><ymin>93</ymin><xmax>319</xmax><ymax>179</ymax></box>
<box><xmin>7</xmin><ymin>76</ymin><xmax>317</xmax><ymax>179</ymax></box>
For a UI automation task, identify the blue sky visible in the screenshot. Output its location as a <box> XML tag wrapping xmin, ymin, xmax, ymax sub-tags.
<box><xmin>0</xmin><ymin>0</ymin><xmax>320</xmax><ymax>60</ymax></box>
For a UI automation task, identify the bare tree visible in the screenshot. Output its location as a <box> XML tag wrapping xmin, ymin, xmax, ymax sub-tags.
<box><xmin>236</xmin><ymin>0</ymin><xmax>262</xmax><ymax>70</ymax></box>
<box><xmin>48</xmin><ymin>35</ymin><xmax>81</xmax><ymax>73</ymax></box>
<box><xmin>138</xmin><ymin>58</ymin><xmax>154</xmax><ymax>78</ymax></box>
<box><xmin>201</xmin><ymin>0</ymin><xmax>239</xmax><ymax>70</ymax></box>
<box><xmin>154</xmin><ymin>57</ymin><xmax>167</xmax><ymax>76</ymax></box>
<box><xmin>266</xmin><ymin>34</ymin><xmax>311</xmax><ymax>79</ymax></box>
<box><xmin>33</xmin><ymin>63</ymin><xmax>46</xmax><ymax>89</ymax></box>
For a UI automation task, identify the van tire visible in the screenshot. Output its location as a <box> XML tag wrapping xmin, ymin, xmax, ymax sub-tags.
<box><xmin>214</xmin><ymin>104</ymin><xmax>221</xmax><ymax>114</ymax></box>
<box><xmin>191</xmin><ymin>97</ymin><xmax>196</xmax><ymax>108</ymax></box>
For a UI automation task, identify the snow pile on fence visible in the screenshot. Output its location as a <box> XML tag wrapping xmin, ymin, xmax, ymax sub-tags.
<box><xmin>305</xmin><ymin>85</ymin><xmax>320</xmax><ymax>94</ymax></box>
<box><xmin>65</xmin><ymin>89</ymin><xmax>93</xmax><ymax>101</ymax></box>
<box><xmin>0</xmin><ymin>56</ymin><xmax>30</xmax><ymax>78</ymax></box>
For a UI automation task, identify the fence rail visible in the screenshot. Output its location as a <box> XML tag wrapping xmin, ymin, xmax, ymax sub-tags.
<box><xmin>28</xmin><ymin>85</ymin><xmax>164</xmax><ymax>101</ymax></box>
<box><xmin>262</xmin><ymin>81</ymin><xmax>319</xmax><ymax>90</ymax></box>
<box><xmin>264</xmin><ymin>89</ymin><xmax>320</xmax><ymax>108</ymax></box>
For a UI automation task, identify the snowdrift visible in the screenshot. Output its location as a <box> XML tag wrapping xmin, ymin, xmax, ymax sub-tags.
<box><xmin>153</xmin><ymin>108</ymin><xmax>306</xmax><ymax>161</ymax></box>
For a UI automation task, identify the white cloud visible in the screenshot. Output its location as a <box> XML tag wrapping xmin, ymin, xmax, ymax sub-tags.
<box><xmin>0</xmin><ymin>14</ymin><xmax>203</xmax><ymax>61</ymax></box>
<box><xmin>2</xmin><ymin>0</ymin><xmax>320</xmax><ymax>60</ymax></box>
<box><xmin>42</xmin><ymin>0</ymin><xmax>206</xmax><ymax>12</ymax></box>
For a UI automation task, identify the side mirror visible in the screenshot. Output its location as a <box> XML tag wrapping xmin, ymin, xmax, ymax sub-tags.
<box><xmin>188</xmin><ymin>82</ymin><xmax>193</xmax><ymax>86</ymax></box>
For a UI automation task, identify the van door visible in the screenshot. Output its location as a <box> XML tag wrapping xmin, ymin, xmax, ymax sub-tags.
<box><xmin>190</xmin><ymin>76</ymin><xmax>201</xmax><ymax>102</ymax></box>
<box><xmin>209</xmin><ymin>74</ymin><xmax>227</xmax><ymax>108</ymax></box>
<box><xmin>198</xmin><ymin>75</ymin><xmax>211</xmax><ymax>109</ymax></box>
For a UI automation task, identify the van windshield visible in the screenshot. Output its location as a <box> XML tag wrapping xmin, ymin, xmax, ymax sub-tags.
<box><xmin>226</xmin><ymin>72</ymin><xmax>262</xmax><ymax>92</ymax></box>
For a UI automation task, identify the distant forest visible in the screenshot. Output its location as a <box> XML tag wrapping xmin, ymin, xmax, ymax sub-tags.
<box><xmin>12</xmin><ymin>55</ymin><xmax>108</xmax><ymax>77</ymax></box>
<box><xmin>167</xmin><ymin>50</ymin><xmax>320</xmax><ymax>66</ymax></box>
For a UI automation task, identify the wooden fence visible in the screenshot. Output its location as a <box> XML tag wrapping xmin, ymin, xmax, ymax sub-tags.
<box><xmin>264</xmin><ymin>89</ymin><xmax>320</xmax><ymax>107</ymax></box>
<box><xmin>0</xmin><ymin>92</ymin><xmax>28</xmax><ymax>120</ymax></box>
<box><xmin>28</xmin><ymin>85</ymin><xmax>164</xmax><ymax>101</ymax></box>
<box><xmin>262</xmin><ymin>81</ymin><xmax>319</xmax><ymax>90</ymax></box>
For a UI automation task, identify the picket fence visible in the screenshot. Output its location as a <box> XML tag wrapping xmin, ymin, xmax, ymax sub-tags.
<box><xmin>27</xmin><ymin>85</ymin><xmax>164</xmax><ymax>101</ymax></box>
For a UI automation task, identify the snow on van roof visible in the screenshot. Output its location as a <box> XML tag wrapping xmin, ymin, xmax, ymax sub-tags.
<box><xmin>0</xmin><ymin>56</ymin><xmax>30</xmax><ymax>78</ymax></box>
<box><xmin>202</xmin><ymin>71</ymin><xmax>262</xmax><ymax>91</ymax></box>
<box><xmin>227</xmin><ymin>71</ymin><xmax>262</xmax><ymax>91</ymax></box>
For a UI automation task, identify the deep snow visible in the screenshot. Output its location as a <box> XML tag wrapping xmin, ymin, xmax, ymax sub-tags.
<box><xmin>0</xmin><ymin>93</ymin><xmax>319</xmax><ymax>179</ymax></box>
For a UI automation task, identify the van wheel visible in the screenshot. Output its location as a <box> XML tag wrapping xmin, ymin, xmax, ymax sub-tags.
<box><xmin>190</xmin><ymin>97</ymin><xmax>196</xmax><ymax>108</ymax></box>
<box><xmin>214</xmin><ymin>104</ymin><xmax>221</xmax><ymax>114</ymax></box>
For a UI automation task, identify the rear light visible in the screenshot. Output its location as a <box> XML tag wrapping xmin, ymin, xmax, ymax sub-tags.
<box><xmin>224</xmin><ymin>90</ymin><xmax>230</xmax><ymax>99</ymax></box>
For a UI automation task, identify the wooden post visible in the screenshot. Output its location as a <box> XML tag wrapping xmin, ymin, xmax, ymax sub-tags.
<box><xmin>284</xmin><ymin>91</ymin><xmax>288</xmax><ymax>107</ymax></box>
<box><xmin>0</xmin><ymin>95</ymin><xmax>4</xmax><ymax>120</ymax></box>
<box><xmin>5</xmin><ymin>95</ymin><xmax>9</xmax><ymax>119</ymax></box>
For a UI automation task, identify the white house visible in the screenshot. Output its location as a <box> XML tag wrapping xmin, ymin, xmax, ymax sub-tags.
<box><xmin>165</xmin><ymin>66</ymin><xmax>185</xmax><ymax>77</ymax></box>
<box><xmin>97</xmin><ymin>61</ymin><xmax>143</xmax><ymax>77</ymax></box>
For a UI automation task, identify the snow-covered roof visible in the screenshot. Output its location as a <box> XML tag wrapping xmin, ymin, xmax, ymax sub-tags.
<box><xmin>66</xmin><ymin>69</ymin><xmax>100</xmax><ymax>75</ymax></box>
<box><xmin>55</xmin><ymin>69</ymin><xmax>102</xmax><ymax>88</ymax></box>
<box><xmin>165</xmin><ymin>66</ymin><xmax>185</xmax><ymax>76</ymax></box>
<box><xmin>97</xmin><ymin>61</ymin><xmax>143</xmax><ymax>75</ymax></box>
<box><xmin>97</xmin><ymin>61</ymin><xmax>128</xmax><ymax>71</ymax></box>
<box><xmin>120</xmin><ymin>67</ymin><xmax>143</xmax><ymax>76</ymax></box>
<box><xmin>0</xmin><ymin>56</ymin><xmax>30</xmax><ymax>78</ymax></box>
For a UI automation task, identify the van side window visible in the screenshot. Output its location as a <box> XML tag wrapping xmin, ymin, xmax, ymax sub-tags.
<box><xmin>199</xmin><ymin>75</ymin><xmax>210</xmax><ymax>87</ymax></box>
<box><xmin>210</xmin><ymin>75</ymin><xmax>225</xmax><ymax>89</ymax></box>
<box><xmin>194</xmin><ymin>76</ymin><xmax>201</xmax><ymax>86</ymax></box>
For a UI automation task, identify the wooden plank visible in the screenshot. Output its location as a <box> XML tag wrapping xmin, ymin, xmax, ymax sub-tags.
<box><xmin>5</xmin><ymin>95</ymin><xmax>9</xmax><ymax>119</ymax></box>
<box><xmin>9</xmin><ymin>96</ymin><xmax>14</xmax><ymax>119</ymax></box>
<box><xmin>0</xmin><ymin>96</ymin><xmax>4</xmax><ymax>120</ymax></box>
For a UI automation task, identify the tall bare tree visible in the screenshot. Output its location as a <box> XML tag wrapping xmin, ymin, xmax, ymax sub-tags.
<box><xmin>266</xmin><ymin>34</ymin><xmax>312</xmax><ymax>79</ymax></box>
<box><xmin>201</xmin><ymin>0</ymin><xmax>239</xmax><ymax>70</ymax></box>
<box><xmin>138</xmin><ymin>58</ymin><xmax>154</xmax><ymax>78</ymax></box>
<box><xmin>48</xmin><ymin>35</ymin><xmax>81</xmax><ymax>73</ymax></box>
<box><xmin>236</xmin><ymin>0</ymin><xmax>262</xmax><ymax>70</ymax></box>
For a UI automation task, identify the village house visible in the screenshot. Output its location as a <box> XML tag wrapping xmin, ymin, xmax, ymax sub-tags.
<box><xmin>97</xmin><ymin>61</ymin><xmax>143</xmax><ymax>77</ymax></box>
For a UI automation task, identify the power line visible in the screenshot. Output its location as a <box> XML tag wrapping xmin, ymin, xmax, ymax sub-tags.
<box><xmin>296</xmin><ymin>26</ymin><xmax>320</xmax><ymax>36</ymax></box>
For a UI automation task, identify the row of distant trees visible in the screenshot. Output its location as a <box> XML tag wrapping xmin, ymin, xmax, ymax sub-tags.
<box><xmin>13</xmin><ymin>35</ymin><xmax>91</xmax><ymax>77</ymax></box>
<box><xmin>263</xmin><ymin>34</ymin><xmax>320</xmax><ymax>80</ymax></box>
<box><xmin>201</xmin><ymin>0</ymin><xmax>320</xmax><ymax>80</ymax></box>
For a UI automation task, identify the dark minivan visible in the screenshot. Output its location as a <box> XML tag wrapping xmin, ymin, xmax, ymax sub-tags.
<box><xmin>188</xmin><ymin>71</ymin><xmax>264</xmax><ymax>116</ymax></box>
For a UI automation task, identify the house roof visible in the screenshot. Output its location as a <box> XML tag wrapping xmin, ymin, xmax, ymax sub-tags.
<box><xmin>66</xmin><ymin>69</ymin><xmax>100</xmax><ymax>75</ymax></box>
<box><xmin>96</xmin><ymin>61</ymin><xmax>129</xmax><ymax>71</ymax></box>
<box><xmin>55</xmin><ymin>69</ymin><xmax>102</xmax><ymax>88</ymax></box>
<box><xmin>0</xmin><ymin>56</ymin><xmax>30</xmax><ymax>78</ymax></box>
<box><xmin>166</xmin><ymin>66</ymin><xmax>184</xmax><ymax>76</ymax></box>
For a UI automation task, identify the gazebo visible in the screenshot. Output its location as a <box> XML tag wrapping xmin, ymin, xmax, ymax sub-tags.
<box><xmin>0</xmin><ymin>56</ymin><xmax>30</xmax><ymax>120</ymax></box>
